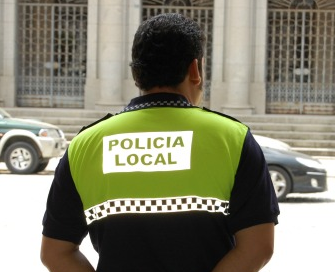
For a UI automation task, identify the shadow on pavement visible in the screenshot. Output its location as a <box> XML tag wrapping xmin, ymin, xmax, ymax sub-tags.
<box><xmin>284</xmin><ymin>194</ymin><xmax>335</xmax><ymax>203</ymax></box>
<box><xmin>0</xmin><ymin>169</ymin><xmax>55</xmax><ymax>175</ymax></box>
<box><xmin>38</xmin><ymin>170</ymin><xmax>55</xmax><ymax>175</ymax></box>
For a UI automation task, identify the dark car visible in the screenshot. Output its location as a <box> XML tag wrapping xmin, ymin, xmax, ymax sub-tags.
<box><xmin>0</xmin><ymin>108</ymin><xmax>66</xmax><ymax>174</ymax></box>
<box><xmin>255</xmin><ymin>135</ymin><xmax>327</xmax><ymax>201</ymax></box>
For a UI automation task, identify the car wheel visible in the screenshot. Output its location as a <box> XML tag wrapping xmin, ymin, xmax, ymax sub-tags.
<box><xmin>268</xmin><ymin>165</ymin><xmax>292</xmax><ymax>202</ymax></box>
<box><xmin>35</xmin><ymin>159</ymin><xmax>50</xmax><ymax>173</ymax></box>
<box><xmin>4</xmin><ymin>142</ymin><xmax>39</xmax><ymax>174</ymax></box>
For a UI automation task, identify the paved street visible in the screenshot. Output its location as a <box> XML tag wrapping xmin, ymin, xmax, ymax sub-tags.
<box><xmin>0</xmin><ymin>157</ymin><xmax>334</xmax><ymax>272</ymax></box>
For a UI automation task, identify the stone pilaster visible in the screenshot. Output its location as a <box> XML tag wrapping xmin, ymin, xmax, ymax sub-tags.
<box><xmin>209</xmin><ymin>0</ymin><xmax>226</xmax><ymax>112</ymax></box>
<box><xmin>122</xmin><ymin>0</ymin><xmax>141</xmax><ymax>103</ymax></box>
<box><xmin>250</xmin><ymin>0</ymin><xmax>268</xmax><ymax>114</ymax></box>
<box><xmin>0</xmin><ymin>0</ymin><xmax>16</xmax><ymax>107</ymax></box>
<box><xmin>221</xmin><ymin>0</ymin><xmax>254</xmax><ymax>115</ymax></box>
<box><xmin>86</xmin><ymin>0</ymin><xmax>125</xmax><ymax>110</ymax></box>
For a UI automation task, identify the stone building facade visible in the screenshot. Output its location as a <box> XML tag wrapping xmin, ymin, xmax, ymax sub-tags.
<box><xmin>0</xmin><ymin>0</ymin><xmax>334</xmax><ymax>115</ymax></box>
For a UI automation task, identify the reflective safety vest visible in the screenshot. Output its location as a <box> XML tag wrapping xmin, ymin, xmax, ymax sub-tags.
<box><xmin>68</xmin><ymin>107</ymin><xmax>248</xmax><ymax>225</ymax></box>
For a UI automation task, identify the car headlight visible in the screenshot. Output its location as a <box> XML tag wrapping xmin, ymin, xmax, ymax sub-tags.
<box><xmin>39</xmin><ymin>129</ymin><xmax>61</xmax><ymax>138</ymax></box>
<box><xmin>295</xmin><ymin>157</ymin><xmax>326</xmax><ymax>169</ymax></box>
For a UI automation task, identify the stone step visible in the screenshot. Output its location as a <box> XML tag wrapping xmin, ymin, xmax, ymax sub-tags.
<box><xmin>249</xmin><ymin>123</ymin><xmax>335</xmax><ymax>133</ymax></box>
<box><xmin>251</xmin><ymin>130</ymin><xmax>335</xmax><ymax>141</ymax></box>
<box><xmin>4</xmin><ymin>107</ymin><xmax>121</xmax><ymax>119</ymax></box>
<box><xmin>3</xmin><ymin>107</ymin><xmax>335</xmax><ymax>157</ymax></box>
<box><xmin>283</xmin><ymin>139</ymin><xmax>335</xmax><ymax>148</ymax></box>
<box><xmin>7</xmin><ymin>109</ymin><xmax>335</xmax><ymax>125</ymax></box>
<box><xmin>236</xmin><ymin>114</ymin><xmax>335</xmax><ymax>125</ymax></box>
<box><xmin>291</xmin><ymin>147</ymin><xmax>335</xmax><ymax>157</ymax></box>
<box><xmin>29</xmin><ymin>116</ymin><xmax>100</xmax><ymax>126</ymax></box>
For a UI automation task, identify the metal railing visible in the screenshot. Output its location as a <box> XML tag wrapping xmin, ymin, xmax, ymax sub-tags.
<box><xmin>17</xmin><ymin>1</ymin><xmax>87</xmax><ymax>108</ymax></box>
<box><xmin>267</xmin><ymin>5</ymin><xmax>335</xmax><ymax>114</ymax></box>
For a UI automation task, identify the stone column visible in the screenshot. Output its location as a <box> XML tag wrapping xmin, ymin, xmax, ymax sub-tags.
<box><xmin>0</xmin><ymin>0</ymin><xmax>16</xmax><ymax>107</ymax></box>
<box><xmin>122</xmin><ymin>0</ymin><xmax>141</xmax><ymax>103</ymax></box>
<box><xmin>85</xmin><ymin>0</ymin><xmax>125</xmax><ymax>110</ymax></box>
<box><xmin>221</xmin><ymin>0</ymin><xmax>254</xmax><ymax>114</ymax></box>
<box><xmin>84</xmin><ymin>0</ymin><xmax>99</xmax><ymax>109</ymax></box>
<box><xmin>250</xmin><ymin>0</ymin><xmax>268</xmax><ymax>114</ymax></box>
<box><xmin>0</xmin><ymin>0</ymin><xmax>3</xmax><ymax>106</ymax></box>
<box><xmin>209</xmin><ymin>0</ymin><xmax>225</xmax><ymax>112</ymax></box>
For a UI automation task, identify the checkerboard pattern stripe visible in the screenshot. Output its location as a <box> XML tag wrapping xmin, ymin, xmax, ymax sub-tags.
<box><xmin>120</xmin><ymin>100</ymin><xmax>194</xmax><ymax>113</ymax></box>
<box><xmin>85</xmin><ymin>196</ymin><xmax>230</xmax><ymax>225</ymax></box>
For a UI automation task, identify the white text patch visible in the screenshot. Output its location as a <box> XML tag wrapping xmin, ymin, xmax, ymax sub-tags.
<box><xmin>103</xmin><ymin>131</ymin><xmax>193</xmax><ymax>173</ymax></box>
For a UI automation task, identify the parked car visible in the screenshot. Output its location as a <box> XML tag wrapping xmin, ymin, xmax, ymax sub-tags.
<box><xmin>255</xmin><ymin>135</ymin><xmax>327</xmax><ymax>201</ymax></box>
<box><xmin>254</xmin><ymin>134</ymin><xmax>291</xmax><ymax>151</ymax></box>
<box><xmin>0</xmin><ymin>108</ymin><xmax>66</xmax><ymax>174</ymax></box>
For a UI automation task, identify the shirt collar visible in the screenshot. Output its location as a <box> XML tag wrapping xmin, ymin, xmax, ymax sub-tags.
<box><xmin>120</xmin><ymin>93</ymin><xmax>195</xmax><ymax>113</ymax></box>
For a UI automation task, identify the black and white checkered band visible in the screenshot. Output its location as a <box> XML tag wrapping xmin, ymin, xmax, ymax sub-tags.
<box><xmin>120</xmin><ymin>100</ymin><xmax>194</xmax><ymax>114</ymax></box>
<box><xmin>85</xmin><ymin>196</ymin><xmax>230</xmax><ymax>225</ymax></box>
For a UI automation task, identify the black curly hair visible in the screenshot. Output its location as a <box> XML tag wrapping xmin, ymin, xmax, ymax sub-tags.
<box><xmin>130</xmin><ymin>13</ymin><xmax>206</xmax><ymax>91</ymax></box>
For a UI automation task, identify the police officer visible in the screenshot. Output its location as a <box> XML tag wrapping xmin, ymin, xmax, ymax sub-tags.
<box><xmin>41</xmin><ymin>13</ymin><xmax>279</xmax><ymax>272</ymax></box>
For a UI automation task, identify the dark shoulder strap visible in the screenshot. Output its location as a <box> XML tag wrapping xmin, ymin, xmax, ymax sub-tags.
<box><xmin>202</xmin><ymin>107</ymin><xmax>243</xmax><ymax>124</ymax></box>
<box><xmin>77</xmin><ymin>113</ymin><xmax>114</xmax><ymax>135</ymax></box>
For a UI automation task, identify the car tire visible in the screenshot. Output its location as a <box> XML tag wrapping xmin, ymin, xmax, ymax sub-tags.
<box><xmin>268</xmin><ymin>165</ymin><xmax>292</xmax><ymax>202</ymax></box>
<box><xmin>4</xmin><ymin>142</ymin><xmax>40</xmax><ymax>174</ymax></box>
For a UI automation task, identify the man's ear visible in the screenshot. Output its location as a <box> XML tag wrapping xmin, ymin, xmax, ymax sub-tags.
<box><xmin>188</xmin><ymin>59</ymin><xmax>202</xmax><ymax>86</ymax></box>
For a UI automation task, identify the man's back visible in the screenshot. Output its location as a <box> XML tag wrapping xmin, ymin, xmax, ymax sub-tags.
<box><xmin>64</xmin><ymin>93</ymin><xmax>277</xmax><ymax>271</ymax></box>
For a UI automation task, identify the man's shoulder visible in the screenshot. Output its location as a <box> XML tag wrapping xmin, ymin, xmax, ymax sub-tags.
<box><xmin>198</xmin><ymin>107</ymin><xmax>249</xmax><ymax>134</ymax></box>
<box><xmin>68</xmin><ymin>113</ymin><xmax>114</xmax><ymax>149</ymax></box>
<box><xmin>201</xmin><ymin>107</ymin><xmax>243</xmax><ymax>124</ymax></box>
<box><xmin>77</xmin><ymin>113</ymin><xmax>114</xmax><ymax>135</ymax></box>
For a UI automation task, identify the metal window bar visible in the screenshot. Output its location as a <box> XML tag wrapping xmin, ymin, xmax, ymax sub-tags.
<box><xmin>267</xmin><ymin>8</ymin><xmax>335</xmax><ymax>114</ymax></box>
<box><xmin>17</xmin><ymin>2</ymin><xmax>87</xmax><ymax>108</ymax></box>
<box><xmin>307</xmin><ymin>10</ymin><xmax>313</xmax><ymax>100</ymax></box>
<box><xmin>330</xmin><ymin>12</ymin><xmax>335</xmax><ymax>96</ymax></box>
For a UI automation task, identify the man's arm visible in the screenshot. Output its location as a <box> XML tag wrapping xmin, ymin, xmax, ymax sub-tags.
<box><xmin>212</xmin><ymin>223</ymin><xmax>275</xmax><ymax>272</ymax></box>
<box><xmin>40</xmin><ymin>236</ymin><xmax>95</xmax><ymax>272</ymax></box>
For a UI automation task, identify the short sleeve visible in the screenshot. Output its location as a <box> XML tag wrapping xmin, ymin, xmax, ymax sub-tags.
<box><xmin>42</xmin><ymin>150</ymin><xmax>88</xmax><ymax>244</ymax></box>
<box><xmin>227</xmin><ymin>130</ymin><xmax>280</xmax><ymax>234</ymax></box>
